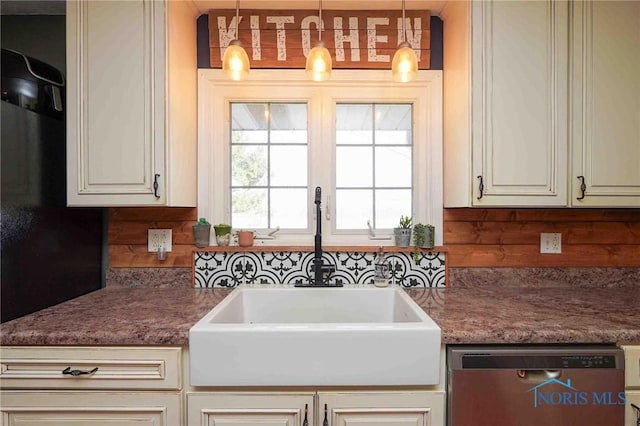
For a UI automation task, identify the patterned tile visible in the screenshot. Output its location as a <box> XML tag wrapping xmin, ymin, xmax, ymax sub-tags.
<box><xmin>193</xmin><ymin>250</ymin><xmax>446</xmax><ymax>288</ymax></box>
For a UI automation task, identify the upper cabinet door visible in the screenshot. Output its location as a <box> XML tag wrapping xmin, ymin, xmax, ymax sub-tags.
<box><xmin>471</xmin><ymin>0</ymin><xmax>569</xmax><ymax>206</ymax></box>
<box><xmin>571</xmin><ymin>1</ymin><xmax>640</xmax><ymax>207</ymax></box>
<box><xmin>67</xmin><ymin>0</ymin><xmax>166</xmax><ymax>206</ymax></box>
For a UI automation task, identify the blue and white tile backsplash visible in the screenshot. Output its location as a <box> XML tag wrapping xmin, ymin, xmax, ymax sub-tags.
<box><xmin>193</xmin><ymin>250</ymin><xmax>446</xmax><ymax>288</ymax></box>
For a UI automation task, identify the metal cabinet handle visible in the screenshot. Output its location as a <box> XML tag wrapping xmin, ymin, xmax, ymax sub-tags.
<box><xmin>477</xmin><ymin>175</ymin><xmax>484</xmax><ymax>200</ymax></box>
<box><xmin>576</xmin><ymin>176</ymin><xmax>586</xmax><ymax>200</ymax></box>
<box><xmin>62</xmin><ymin>366</ymin><xmax>98</xmax><ymax>377</ymax></box>
<box><xmin>630</xmin><ymin>403</ymin><xmax>640</xmax><ymax>426</ymax></box>
<box><xmin>153</xmin><ymin>174</ymin><xmax>160</xmax><ymax>199</ymax></box>
<box><xmin>302</xmin><ymin>403</ymin><xmax>309</xmax><ymax>426</ymax></box>
<box><xmin>323</xmin><ymin>403</ymin><xmax>329</xmax><ymax>426</ymax></box>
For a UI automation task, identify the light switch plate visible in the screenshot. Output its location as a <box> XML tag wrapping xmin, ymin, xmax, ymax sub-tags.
<box><xmin>148</xmin><ymin>229</ymin><xmax>172</xmax><ymax>252</ymax></box>
<box><xmin>540</xmin><ymin>233</ymin><xmax>561</xmax><ymax>254</ymax></box>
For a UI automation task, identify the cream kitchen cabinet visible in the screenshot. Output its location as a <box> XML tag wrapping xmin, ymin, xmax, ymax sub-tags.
<box><xmin>319</xmin><ymin>391</ymin><xmax>445</xmax><ymax>426</ymax></box>
<box><xmin>570</xmin><ymin>1</ymin><xmax>640</xmax><ymax>207</ymax></box>
<box><xmin>443</xmin><ymin>0</ymin><xmax>639</xmax><ymax>208</ymax></box>
<box><xmin>187</xmin><ymin>392</ymin><xmax>316</xmax><ymax>426</ymax></box>
<box><xmin>0</xmin><ymin>346</ymin><xmax>183</xmax><ymax>424</ymax></box>
<box><xmin>66</xmin><ymin>0</ymin><xmax>197</xmax><ymax>206</ymax></box>
<box><xmin>186</xmin><ymin>390</ymin><xmax>445</xmax><ymax>426</ymax></box>
<box><xmin>623</xmin><ymin>345</ymin><xmax>640</xmax><ymax>426</ymax></box>
<box><xmin>443</xmin><ymin>0</ymin><xmax>569</xmax><ymax>207</ymax></box>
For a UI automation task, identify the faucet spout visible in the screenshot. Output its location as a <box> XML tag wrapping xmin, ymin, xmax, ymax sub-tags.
<box><xmin>314</xmin><ymin>186</ymin><xmax>323</xmax><ymax>285</ymax></box>
<box><xmin>295</xmin><ymin>186</ymin><xmax>342</xmax><ymax>287</ymax></box>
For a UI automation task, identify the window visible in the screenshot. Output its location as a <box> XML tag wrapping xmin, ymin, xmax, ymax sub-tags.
<box><xmin>231</xmin><ymin>103</ymin><xmax>308</xmax><ymax>229</ymax></box>
<box><xmin>199</xmin><ymin>69</ymin><xmax>443</xmax><ymax>245</ymax></box>
<box><xmin>335</xmin><ymin>103</ymin><xmax>413</xmax><ymax>230</ymax></box>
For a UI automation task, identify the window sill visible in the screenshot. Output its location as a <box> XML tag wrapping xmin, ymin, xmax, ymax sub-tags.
<box><xmin>193</xmin><ymin>245</ymin><xmax>448</xmax><ymax>253</ymax></box>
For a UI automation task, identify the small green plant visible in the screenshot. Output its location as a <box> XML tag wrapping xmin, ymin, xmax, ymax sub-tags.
<box><xmin>412</xmin><ymin>223</ymin><xmax>435</xmax><ymax>262</ymax></box>
<box><xmin>195</xmin><ymin>217</ymin><xmax>210</xmax><ymax>226</ymax></box>
<box><xmin>398</xmin><ymin>215</ymin><xmax>412</xmax><ymax>229</ymax></box>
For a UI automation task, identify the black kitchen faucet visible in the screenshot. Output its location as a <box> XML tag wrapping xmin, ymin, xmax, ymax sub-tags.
<box><xmin>295</xmin><ymin>187</ymin><xmax>342</xmax><ymax>287</ymax></box>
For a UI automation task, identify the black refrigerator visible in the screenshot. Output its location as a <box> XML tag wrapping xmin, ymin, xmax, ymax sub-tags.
<box><xmin>1</xmin><ymin>48</ymin><xmax>104</xmax><ymax>323</ymax></box>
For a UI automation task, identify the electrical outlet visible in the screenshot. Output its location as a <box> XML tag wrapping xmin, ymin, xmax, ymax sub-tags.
<box><xmin>148</xmin><ymin>229</ymin><xmax>172</xmax><ymax>252</ymax></box>
<box><xmin>540</xmin><ymin>233</ymin><xmax>561</xmax><ymax>254</ymax></box>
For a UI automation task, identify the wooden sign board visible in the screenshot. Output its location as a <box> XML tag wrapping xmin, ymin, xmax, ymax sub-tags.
<box><xmin>208</xmin><ymin>9</ymin><xmax>430</xmax><ymax>69</ymax></box>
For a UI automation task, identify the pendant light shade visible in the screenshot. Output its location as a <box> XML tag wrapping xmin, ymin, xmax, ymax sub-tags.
<box><xmin>392</xmin><ymin>42</ymin><xmax>418</xmax><ymax>82</ymax></box>
<box><xmin>222</xmin><ymin>39</ymin><xmax>250</xmax><ymax>81</ymax></box>
<box><xmin>306</xmin><ymin>41</ymin><xmax>332</xmax><ymax>82</ymax></box>
<box><xmin>305</xmin><ymin>0</ymin><xmax>332</xmax><ymax>81</ymax></box>
<box><xmin>392</xmin><ymin>0</ymin><xmax>418</xmax><ymax>82</ymax></box>
<box><xmin>222</xmin><ymin>0</ymin><xmax>250</xmax><ymax>81</ymax></box>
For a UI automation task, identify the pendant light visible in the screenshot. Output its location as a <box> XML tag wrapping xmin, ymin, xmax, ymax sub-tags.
<box><xmin>392</xmin><ymin>0</ymin><xmax>418</xmax><ymax>83</ymax></box>
<box><xmin>222</xmin><ymin>0</ymin><xmax>250</xmax><ymax>81</ymax></box>
<box><xmin>305</xmin><ymin>0</ymin><xmax>332</xmax><ymax>81</ymax></box>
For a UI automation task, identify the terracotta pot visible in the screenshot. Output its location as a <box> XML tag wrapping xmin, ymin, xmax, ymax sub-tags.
<box><xmin>237</xmin><ymin>231</ymin><xmax>254</xmax><ymax>247</ymax></box>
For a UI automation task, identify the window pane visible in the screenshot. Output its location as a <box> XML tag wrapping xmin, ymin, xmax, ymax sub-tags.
<box><xmin>375</xmin><ymin>189</ymin><xmax>412</xmax><ymax>229</ymax></box>
<box><xmin>231</xmin><ymin>102</ymin><xmax>309</xmax><ymax>230</ymax></box>
<box><xmin>375</xmin><ymin>104</ymin><xmax>412</xmax><ymax>145</ymax></box>
<box><xmin>336</xmin><ymin>189</ymin><xmax>373</xmax><ymax>229</ymax></box>
<box><xmin>270</xmin><ymin>146</ymin><xmax>307</xmax><ymax>186</ymax></box>
<box><xmin>271</xmin><ymin>189</ymin><xmax>308</xmax><ymax>229</ymax></box>
<box><xmin>375</xmin><ymin>146</ymin><xmax>412</xmax><ymax>187</ymax></box>
<box><xmin>336</xmin><ymin>146</ymin><xmax>372</xmax><ymax>187</ymax></box>
<box><xmin>232</xmin><ymin>188</ymin><xmax>268</xmax><ymax>228</ymax></box>
<box><xmin>231</xmin><ymin>145</ymin><xmax>267</xmax><ymax>186</ymax></box>
<box><xmin>271</xmin><ymin>103</ymin><xmax>307</xmax><ymax>143</ymax></box>
<box><xmin>232</xmin><ymin>103</ymin><xmax>268</xmax><ymax>143</ymax></box>
<box><xmin>336</xmin><ymin>104</ymin><xmax>372</xmax><ymax>145</ymax></box>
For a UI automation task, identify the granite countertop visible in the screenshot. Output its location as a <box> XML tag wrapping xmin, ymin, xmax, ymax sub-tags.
<box><xmin>1</xmin><ymin>286</ymin><xmax>639</xmax><ymax>346</ymax></box>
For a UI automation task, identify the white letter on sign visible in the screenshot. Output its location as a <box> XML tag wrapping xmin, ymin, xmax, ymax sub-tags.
<box><xmin>217</xmin><ymin>16</ymin><xmax>242</xmax><ymax>57</ymax></box>
<box><xmin>251</xmin><ymin>15</ymin><xmax>261</xmax><ymax>60</ymax></box>
<box><xmin>397</xmin><ymin>17</ymin><xmax>423</xmax><ymax>60</ymax></box>
<box><xmin>367</xmin><ymin>17</ymin><xmax>390</xmax><ymax>62</ymax></box>
<box><xmin>334</xmin><ymin>17</ymin><xmax>360</xmax><ymax>62</ymax></box>
<box><xmin>301</xmin><ymin>15</ymin><xmax>321</xmax><ymax>57</ymax></box>
<box><xmin>266</xmin><ymin>16</ymin><xmax>295</xmax><ymax>60</ymax></box>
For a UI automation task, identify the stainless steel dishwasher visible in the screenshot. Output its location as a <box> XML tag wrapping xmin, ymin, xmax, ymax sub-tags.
<box><xmin>447</xmin><ymin>345</ymin><xmax>625</xmax><ymax>426</ymax></box>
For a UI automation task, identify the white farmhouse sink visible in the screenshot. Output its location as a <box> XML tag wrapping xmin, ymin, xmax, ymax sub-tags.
<box><xmin>189</xmin><ymin>286</ymin><xmax>441</xmax><ymax>386</ymax></box>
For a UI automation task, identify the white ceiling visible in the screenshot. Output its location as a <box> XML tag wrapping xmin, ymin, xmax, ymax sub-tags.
<box><xmin>0</xmin><ymin>0</ymin><xmax>446</xmax><ymax>17</ymax></box>
<box><xmin>192</xmin><ymin>0</ymin><xmax>448</xmax><ymax>16</ymax></box>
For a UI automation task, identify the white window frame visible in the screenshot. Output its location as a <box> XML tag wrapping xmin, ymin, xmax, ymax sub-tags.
<box><xmin>198</xmin><ymin>69</ymin><xmax>443</xmax><ymax>246</ymax></box>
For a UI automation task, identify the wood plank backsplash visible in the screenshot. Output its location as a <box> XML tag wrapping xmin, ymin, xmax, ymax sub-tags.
<box><xmin>108</xmin><ymin>207</ymin><xmax>640</xmax><ymax>268</ymax></box>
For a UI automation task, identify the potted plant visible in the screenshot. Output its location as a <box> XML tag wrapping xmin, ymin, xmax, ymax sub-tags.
<box><xmin>192</xmin><ymin>217</ymin><xmax>211</xmax><ymax>248</ymax></box>
<box><xmin>412</xmin><ymin>223</ymin><xmax>435</xmax><ymax>261</ymax></box>
<box><xmin>236</xmin><ymin>230</ymin><xmax>254</xmax><ymax>247</ymax></box>
<box><xmin>394</xmin><ymin>215</ymin><xmax>412</xmax><ymax>247</ymax></box>
<box><xmin>213</xmin><ymin>223</ymin><xmax>232</xmax><ymax>246</ymax></box>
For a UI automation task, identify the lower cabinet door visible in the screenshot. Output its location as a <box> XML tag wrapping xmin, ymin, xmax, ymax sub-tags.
<box><xmin>1</xmin><ymin>390</ymin><xmax>181</xmax><ymax>425</ymax></box>
<box><xmin>319</xmin><ymin>391</ymin><xmax>445</xmax><ymax>426</ymax></box>
<box><xmin>187</xmin><ymin>392</ymin><xmax>315</xmax><ymax>426</ymax></box>
<box><xmin>626</xmin><ymin>390</ymin><xmax>640</xmax><ymax>426</ymax></box>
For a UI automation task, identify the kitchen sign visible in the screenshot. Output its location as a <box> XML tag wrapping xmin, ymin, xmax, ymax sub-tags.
<box><xmin>208</xmin><ymin>9</ymin><xmax>431</xmax><ymax>69</ymax></box>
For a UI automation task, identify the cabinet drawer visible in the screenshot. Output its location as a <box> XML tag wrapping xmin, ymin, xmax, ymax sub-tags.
<box><xmin>623</xmin><ymin>345</ymin><xmax>640</xmax><ymax>388</ymax></box>
<box><xmin>1</xmin><ymin>390</ymin><xmax>181</xmax><ymax>425</ymax></box>
<box><xmin>0</xmin><ymin>346</ymin><xmax>181</xmax><ymax>390</ymax></box>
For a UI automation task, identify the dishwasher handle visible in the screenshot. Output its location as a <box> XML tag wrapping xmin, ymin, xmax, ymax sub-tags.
<box><xmin>516</xmin><ymin>369</ymin><xmax>562</xmax><ymax>383</ymax></box>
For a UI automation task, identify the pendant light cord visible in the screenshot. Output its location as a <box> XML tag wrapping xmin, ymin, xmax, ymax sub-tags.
<box><xmin>401</xmin><ymin>0</ymin><xmax>406</xmax><ymax>43</ymax></box>
<box><xmin>235</xmin><ymin>0</ymin><xmax>240</xmax><ymax>39</ymax></box>
<box><xmin>318</xmin><ymin>0</ymin><xmax>323</xmax><ymax>42</ymax></box>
